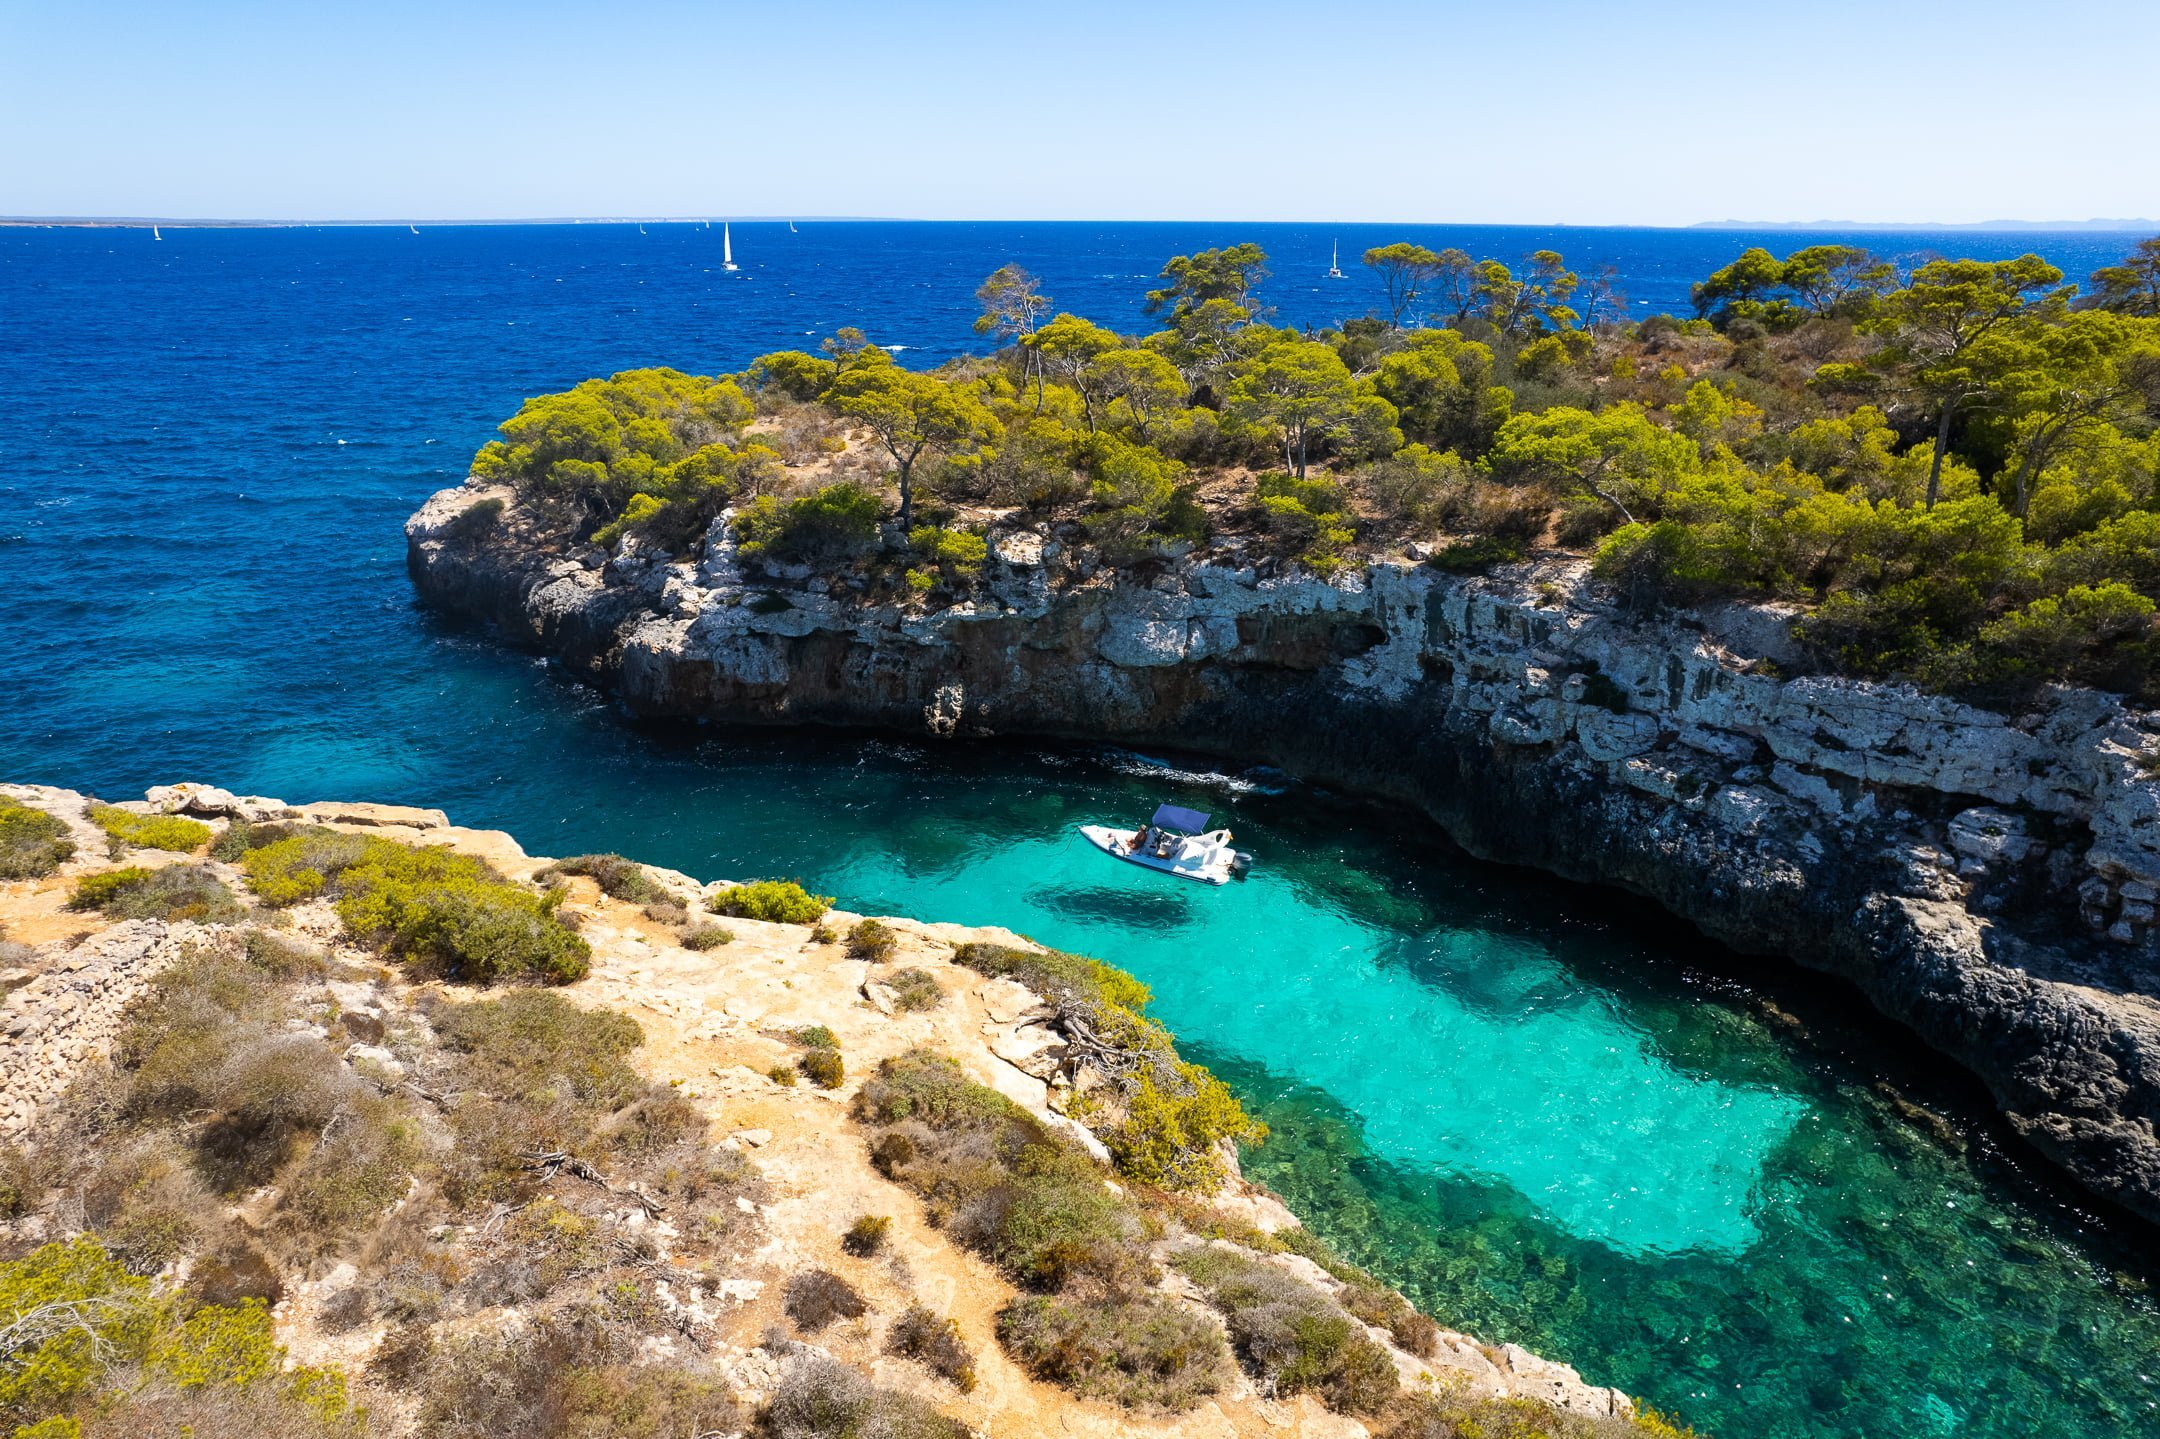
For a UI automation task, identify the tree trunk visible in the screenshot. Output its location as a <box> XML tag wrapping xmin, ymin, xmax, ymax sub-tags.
<box><xmin>1925</xmin><ymin>404</ymin><xmax>1953</xmax><ymax>509</ymax></box>
<box><xmin>897</xmin><ymin>464</ymin><xmax>913</xmax><ymax>530</ymax></box>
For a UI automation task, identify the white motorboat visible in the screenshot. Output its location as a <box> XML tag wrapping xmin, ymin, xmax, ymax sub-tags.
<box><xmin>1080</xmin><ymin>804</ymin><xmax>1252</xmax><ymax>885</ymax></box>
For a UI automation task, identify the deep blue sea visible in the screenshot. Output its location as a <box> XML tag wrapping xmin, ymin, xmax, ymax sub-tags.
<box><xmin>4</xmin><ymin>222</ymin><xmax>2158</xmax><ymax>1439</ymax></box>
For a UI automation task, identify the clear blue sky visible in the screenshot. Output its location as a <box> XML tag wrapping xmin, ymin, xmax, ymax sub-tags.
<box><xmin>3</xmin><ymin>0</ymin><xmax>2154</xmax><ymax>225</ymax></box>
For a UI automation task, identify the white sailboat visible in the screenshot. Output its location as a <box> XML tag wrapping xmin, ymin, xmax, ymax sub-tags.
<box><xmin>1326</xmin><ymin>240</ymin><xmax>1345</xmax><ymax>279</ymax></box>
<box><xmin>152</xmin><ymin>224</ymin><xmax>162</xmax><ymax>240</ymax></box>
<box><xmin>789</xmin><ymin>220</ymin><xmax>798</xmax><ymax>233</ymax></box>
<box><xmin>722</xmin><ymin>222</ymin><xmax>738</xmax><ymax>271</ymax></box>
<box><xmin>409</xmin><ymin>223</ymin><xmax>418</xmax><ymax>235</ymax></box>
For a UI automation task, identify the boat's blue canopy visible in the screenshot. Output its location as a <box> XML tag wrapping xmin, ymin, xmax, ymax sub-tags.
<box><xmin>1152</xmin><ymin>803</ymin><xmax>1211</xmax><ymax>834</ymax></box>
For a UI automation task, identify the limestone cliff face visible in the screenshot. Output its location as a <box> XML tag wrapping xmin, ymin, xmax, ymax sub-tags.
<box><xmin>408</xmin><ymin>484</ymin><xmax>2160</xmax><ymax>1224</ymax></box>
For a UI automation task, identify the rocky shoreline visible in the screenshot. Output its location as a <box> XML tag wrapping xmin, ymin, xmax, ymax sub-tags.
<box><xmin>0</xmin><ymin>780</ymin><xmax>1636</xmax><ymax>1435</ymax></box>
<box><xmin>408</xmin><ymin>483</ymin><xmax>2160</xmax><ymax>1226</ymax></box>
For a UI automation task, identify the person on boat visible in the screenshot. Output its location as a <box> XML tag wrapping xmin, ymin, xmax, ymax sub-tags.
<box><xmin>1131</xmin><ymin>822</ymin><xmax>1150</xmax><ymax>851</ymax></box>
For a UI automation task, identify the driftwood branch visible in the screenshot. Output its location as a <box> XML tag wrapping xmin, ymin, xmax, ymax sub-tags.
<box><xmin>518</xmin><ymin>1141</ymin><xmax>664</xmax><ymax>1217</ymax></box>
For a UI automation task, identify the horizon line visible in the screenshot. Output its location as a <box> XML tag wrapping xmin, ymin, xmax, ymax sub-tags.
<box><xmin>4</xmin><ymin>215</ymin><xmax>2156</xmax><ymax>234</ymax></box>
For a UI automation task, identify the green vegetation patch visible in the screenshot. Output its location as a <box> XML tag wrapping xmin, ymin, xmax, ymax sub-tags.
<box><xmin>854</xmin><ymin>1049</ymin><xmax>1231</xmax><ymax>1411</ymax></box>
<box><xmin>710</xmin><ymin>878</ymin><xmax>832</xmax><ymax>925</ymax></box>
<box><xmin>87</xmin><ymin>804</ymin><xmax>210</xmax><ymax>856</ymax></box>
<box><xmin>0</xmin><ymin>796</ymin><xmax>75</xmax><ymax>879</ymax></box>
<box><xmin>242</xmin><ymin>829</ymin><xmax>589</xmax><ymax>983</ymax></box>
<box><xmin>68</xmin><ymin>865</ymin><xmax>243</xmax><ymax>924</ymax></box>
<box><xmin>733</xmin><ymin>482</ymin><xmax>882</xmax><ymax>565</ymax></box>
<box><xmin>951</xmin><ymin>942</ymin><xmax>1264</xmax><ymax>1191</ymax></box>
<box><xmin>1172</xmin><ymin>1246</ymin><xmax>1399</xmax><ymax>1415</ymax></box>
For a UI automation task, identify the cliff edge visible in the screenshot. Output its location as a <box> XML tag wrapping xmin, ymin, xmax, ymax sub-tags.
<box><xmin>408</xmin><ymin>484</ymin><xmax>2160</xmax><ymax>1226</ymax></box>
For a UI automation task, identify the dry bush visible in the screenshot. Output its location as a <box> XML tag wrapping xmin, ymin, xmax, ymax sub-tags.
<box><xmin>763</xmin><ymin>1353</ymin><xmax>969</xmax><ymax>1439</ymax></box>
<box><xmin>846</xmin><ymin>918</ymin><xmax>898</xmax><ymax>961</ymax></box>
<box><xmin>995</xmin><ymin>1295</ymin><xmax>1226</xmax><ymax>1411</ymax></box>
<box><xmin>1173</xmin><ymin>1246</ymin><xmax>1399</xmax><ymax>1414</ymax></box>
<box><xmin>187</xmin><ymin>1237</ymin><xmax>285</xmax><ymax>1309</ymax></box>
<box><xmin>683</xmin><ymin>923</ymin><xmax>733</xmax><ymax>950</ymax></box>
<box><xmin>885</xmin><ymin>967</ymin><xmax>944</xmax><ymax>1012</ymax></box>
<box><xmin>411</xmin><ymin>1310</ymin><xmax>739</xmax><ymax>1439</ymax></box>
<box><xmin>841</xmin><ymin>1214</ymin><xmax>890</xmax><ymax>1257</ymax></box>
<box><xmin>886</xmin><ymin>1304</ymin><xmax>977</xmax><ymax>1392</ymax></box>
<box><xmin>1341</xmin><ymin>1278</ymin><xmax>1441</xmax><ymax>1358</ymax></box>
<box><xmin>784</xmin><ymin>1268</ymin><xmax>868</xmax><ymax>1332</ymax></box>
<box><xmin>539</xmin><ymin>853</ymin><xmax>670</xmax><ymax>906</ymax></box>
<box><xmin>798</xmin><ymin>1047</ymin><xmax>845</xmax><ymax>1090</ymax></box>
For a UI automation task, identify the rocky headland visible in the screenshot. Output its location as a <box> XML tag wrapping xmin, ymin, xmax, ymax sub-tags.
<box><xmin>408</xmin><ymin>482</ymin><xmax>2160</xmax><ymax>1226</ymax></box>
<box><xmin>0</xmin><ymin>780</ymin><xmax>1636</xmax><ymax>1438</ymax></box>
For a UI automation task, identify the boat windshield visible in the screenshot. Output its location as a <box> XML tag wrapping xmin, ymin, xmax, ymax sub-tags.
<box><xmin>1150</xmin><ymin>803</ymin><xmax>1210</xmax><ymax>835</ymax></box>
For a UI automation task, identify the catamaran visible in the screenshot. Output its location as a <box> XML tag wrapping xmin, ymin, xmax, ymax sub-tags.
<box><xmin>723</xmin><ymin>222</ymin><xmax>738</xmax><ymax>271</ymax></box>
<box><xmin>1326</xmin><ymin>240</ymin><xmax>1345</xmax><ymax>279</ymax></box>
<box><xmin>1080</xmin><ymin>804</ymin><xmax>1252</xmax><ymax>885</ymax></box>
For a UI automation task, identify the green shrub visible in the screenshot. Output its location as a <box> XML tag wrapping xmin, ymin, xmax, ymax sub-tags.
<box><xmin>952</xmin><ymin>942</ymin><xmax>1264</xmax><ymax>1191</ymax></box>
<box><xmin>68</xmin><ymin>865</ymin><xmax>243</xmax><ymax>923</ymax></box>
<box><xmin>951</xmin><ymin>941</ymin><xmax>1152</xmax><ymax>1013</ymax></box>
<box><xmin>887</xmin><ymin>967</ymin><xmax>944</xmax><ymax>1012</ymax></box>
<box><xmin>733</xmin><ymin>482</ymin><xmax>883</xmax><ymax>565</ymax></box>
<box><xmin>996</xmin><ymin>1295</ymin><xmax>1226</xmax><ymax>1411</ymax></box>
<box><xmin>540</xmin><ymin>853</ymin><xmax>669</xmax><ymax>905</ymax></box>
<box><xmin>244</xmin><ymin>831</ymin><xmax>589</xmax><ymax>983</ymax></box>
<box><xmin>783</xmin><ymin>1268</ymin><xmax>867</xmax><ymax>1331</ymax></box>
<box><xmin>87</xmin><ymin>805</ymin><xmax>211</xmax><ymax>856</ymax></box>
<box><xmin>710</xmin><ymin>879</ymin><xmax>832</xmax><ymax>925</ymax></box>
<box><xmin>1381</xmin><ymin>1391</ymin><xmax>1698</xmax><ymax>1438</ymax></box>
<box><xmin>682</xmin><ymin>923</ymin><xmax>733</xmax><ymax>950</ymax></box>
<box><xmin>1254</xmin><ymin>472</ymin><xmax>1357</xmax><ymax>573</ymax></box>
<box><xmin>907</xmin><ymin>524</ymin><xmax>990</xmax><ymax>582</ymax></box>
<box><xmin>798</xmin><ymin>1047</ymin><xmax>845</xmax><ymax>1090</ymax></box>
<box><xmin>846</xmin><ymin>918</ymin><xmax>897</xmax><ymax>961</ymax></box>
<box><xmin>841</xmin><ymin>1214</ymin><xmax>891</xmax><ymax>1257</ymax></box>
<box><xmin>279</xmin><ymin>1095</ymin><xmax>421</xmax><ymax>1235</ymax></box>
<box><xmin>1173</xmin><ymin>1246</ymin><xmax>1399</xmax><ymax>1414</ymax></box>
<box><xmin>0</xmin><ymin>797</ymin><xmax>74</xmax><ymax>879</ymax></box>
<box><xmin>793</xmin><ymin>1024</ymin><xmax>839</xmax><ymax>1050</ymax></box>
<box><xmin>769</xmin><ymin>1064</ymin><xmax>798</xmax><ymax>1087</ymax></box>
<box><xmin>886</xmin><ymin>1304</ymin><xmax>977</xmax><ymax>1392</ymax></box>
<box><xmin>242</xmin><ymin>927</ymin><xmax>330</xmax><ymax>979</ymax></box>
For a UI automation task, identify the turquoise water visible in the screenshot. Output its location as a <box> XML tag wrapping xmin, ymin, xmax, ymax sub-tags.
<box><xmin>6</xmin><ymin>223</ymin><xmax>2160</xmax><ymax>1437</ymax></box>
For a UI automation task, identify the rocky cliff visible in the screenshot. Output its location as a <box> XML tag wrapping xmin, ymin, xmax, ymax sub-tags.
<box><xmin>407</xmin><ymin>484</ymin><xmax>2160</xmax><ymax>1225</ymax></box>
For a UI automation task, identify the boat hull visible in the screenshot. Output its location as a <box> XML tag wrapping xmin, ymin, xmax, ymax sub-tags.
<box><xmin>1078</xmin><ymin>824</ymin><xmax>1238</xmax><ymax>885</ymax></box>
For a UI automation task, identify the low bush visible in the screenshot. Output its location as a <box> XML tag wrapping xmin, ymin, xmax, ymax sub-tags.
<box><xmin>209</xmin><ymin>820</ymin><xmax>307</xmax><ymax>862</ymax></box>
<box><xmin>242</xmin><ymin>927</ymin><xmax>330</xmax><ymax>979</ymax></box>
<box><xmin>1381</xmin><ymin>1391</ymin><xmax>1698</xmax><ymax>1438</ymax></box>
<box><xmin>1172</xmin><ymin>1246</ymin><xmax>1399</xmax><ymax>1415</ymax></box>
<box><xmin>783</xmin><ymin>1268</ymin><xmax>868</xmax><ymax>1332</ymax></box>
<box><xmin>846</xmin><ymin>918</ymin><xmax>897</xmax><ymax>961</ymax></box>
<box><xmin>952</xmin><ymin>942</ymin><xmax>1264</xmax><ymax>1191</ymax></box>
<box><xmin>886</xmin><ymin>967</ymin><xmax>944</xmax><ymax>1012</ymax></box>
<box><xmin>244</xmin><ymin>831</ymin><xmax>589</xmax><ymax>983</ymax></box>
<box><xmin>539</xmin><ymin>853</ymin><xmax>669</xmax><ymax>905</ymax></box>
<box><xmin>799</xmin><ymin>1047</ymin><xmax>845</xmax><ymax>1090</ymax></box>
<box><xmin>792</xmin><ymin>1024</ymin><xmax>839</xmax><ymax>1050</ymax></box>
<box><xmin>710</xmin><ymin>879</ymin><xmax>832</xmax><ymax>925</ymax></box>
<box><xmin>886</xmin><ymin>1304</ymin><xmax>978</xmax><ymax>1392</ymax></box>
<box><xmin>88</xmin><ymin>804</ymin><xmax>211</xmax><ymax>855</ymax></box>
<box><xmin>682</xmin><ymin>923</ymin><xmax>733</xmax><ymax>950</ymax></box>
<box><xmin>763</xmin><ymin>1353</ymin><xmax>968</xmax><ymax>1439</ymax></box>
<box><xmin>996</xmin><ymin>1295</ymin><xmax>1226</xmax><ymax>1411</ymax></box>
<box><xmin>732</xmin><ymin>482</ymin><xmax>883</xmax><ymax>566</ymax></box>
<box><xmin>68</xmin><ymin>865</ymin><xmax>243</xmax><ymax>923</ymax></box>
<box><xmin>769</xmin><ymin>1064</ymin><xmax>798</xmax><ymax>1087</ymax></box>
<box><xmin>433</xmin><ymin>990</ymin><xmax>645</xmax><ymax>1112</ymax></box>
<box><xmin>841</xmin><ymin>1214</ymin><xmax>890</xmax><ymax>1257</ymax></box>
<box><xmin>1340</xmin><ymin>1278</ymin><xmax>1441</xmax><ymax>1359</ymax></box>
<box><xmin>412</xmin><ymin>1312</ymin><xmax>742</xmax><ymax>1439</ymax></box>
<box><xmin>0</xmin><ymin>796</ymin><xmax>74</xmax><ymax>878</ymax></box>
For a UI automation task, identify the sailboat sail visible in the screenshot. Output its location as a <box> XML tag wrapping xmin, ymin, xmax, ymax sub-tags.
<box><xmin>723</xmin><ymin>222</ymin><xmax>737</xmax><ymax>270</ymax></box>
